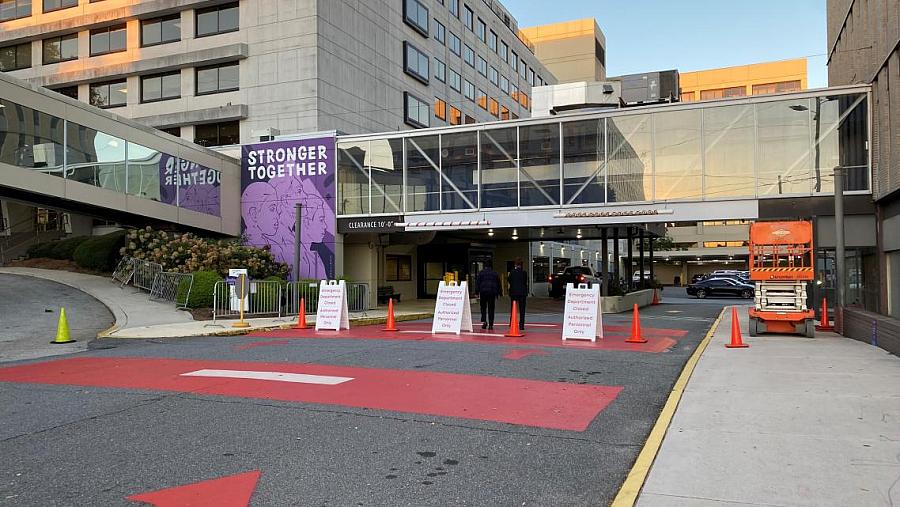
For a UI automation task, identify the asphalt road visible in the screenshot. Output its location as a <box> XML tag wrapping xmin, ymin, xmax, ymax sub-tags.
<box><xmin>0</xmin><ymin>294</ymin><xmax>727</xmax><ymax>506</ymax></box>
<box><xmin>0</xmin><ymin>274</ymin><xmax>113</xmax><ymax>362</ymax></box>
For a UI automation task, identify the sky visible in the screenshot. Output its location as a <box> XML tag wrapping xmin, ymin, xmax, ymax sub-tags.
<box><xmin>504</xmin><ymin>0</ymin><xmax>828</xmax><ymax>88</ymax></box>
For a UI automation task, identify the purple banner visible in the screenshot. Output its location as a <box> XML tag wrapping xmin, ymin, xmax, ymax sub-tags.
<box><xmin>240</xmin><ymin>137</ymin><xmax>336</xmax><ymax>280</ymax></box>
<box><xmin>159</xmin><ymin>155</ymin><xmax>222</xmax><ymax>216</ymax></box>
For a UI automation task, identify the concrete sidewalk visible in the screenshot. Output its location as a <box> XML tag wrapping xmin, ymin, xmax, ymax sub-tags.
<box><xmin>638</xmin><ymin>306</ymin><xmax>900</xmax><ymax>506</ymax></box>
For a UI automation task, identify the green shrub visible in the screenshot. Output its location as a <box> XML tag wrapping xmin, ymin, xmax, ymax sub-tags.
<box><xmin>72</xmin><ymin>231</ymin><xmax>127</xmax><ymax>272</ymax></box>
<box><xmin>49</xmin><ymin>236</ymin><xmax>89</xmax><ymax>260</ymax></box>
<box><xmin>180</xmin><ymin>270</ymin><xmax>223</xmax><ymax>309</ymax></box>
<box><xmin>26</xmin><ymin>242</ymin><xmax>56</xmax><ymax>259</ymax></box>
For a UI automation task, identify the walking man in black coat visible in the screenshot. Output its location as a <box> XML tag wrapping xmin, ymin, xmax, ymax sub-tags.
<box><xmin>508</xmin><ymin>257</ymin><xmax>528</xmax><ymax>330</ymax></box>
<box><xmin>475</xmin><ymin>264</ymin><xmax>500</xmax><ymax>330</ymax></box>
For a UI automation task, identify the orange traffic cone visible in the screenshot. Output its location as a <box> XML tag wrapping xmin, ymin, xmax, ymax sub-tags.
<box><xmin>383</xmin><ymin>298</ymin><xmax>398</xmax><ymax>331</ymax></box>
<box><xmin>651</xmin><ymin>289</ymin><xmax>661</xmax><ymax>305</ymax></box>
<box><xmin>725</xmin><ymin>306</ymin><xmax>749</xmax><ymax>348</ymax></box>
<box><xmin>505</xmin><ymin>300</ymin><xmax>524</xmax><ymax>337</ymax></box>
<box><xmin>625</xmin><ymin>304</ymin><xmax>648</xmax><ymax>343</ymax></box>
<box><xmin>294</xmin><ymin>297</ymin><xmax>308</xmax><ymax>329</ymax></box>
<box><xmin>815</xmin><ymin>298</ymin><xmax>834</xmax><ymax>331</ymax></box>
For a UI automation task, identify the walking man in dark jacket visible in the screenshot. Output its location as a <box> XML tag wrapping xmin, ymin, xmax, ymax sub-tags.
<box><xmin>508</xmin><ymin>258</ymin><xmax>528</xmax><ymax>330</ymax></box>
<box><xmin>475</xmin><ymin>264</ymin><xmax>500</xmax><ymax>330</ymax></box>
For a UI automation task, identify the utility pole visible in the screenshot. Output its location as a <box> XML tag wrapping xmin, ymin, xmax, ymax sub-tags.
<box><xmin>834</xmin><ymin>165</ymin><xmax>845</xmax><ymax>331</ymax></box>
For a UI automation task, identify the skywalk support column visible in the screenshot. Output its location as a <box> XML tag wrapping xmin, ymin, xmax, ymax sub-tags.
<box><xmin>601</xmin><ymin>227</ymin><xmax>609</xmax><ymax>296</ymax></box>
<box><xmin>648</xmin><ymin>231</ymin><xmax>655</xmax><ymax>283</ymax></box>
<box><xmin>613</xmin><ymin>228</ymin><xmax>620</xmax><ymax>288</ymax></box>
<box><xmin>638</xmin><ymin>228</ymin><xmax>645</xmax><ymax>287</ymax></box>
<box><xmin>834</xmin><ymin>165</ymin><xmax>845</xmax><ymax>332</ymax></box>
<box><xmin>626</xmin><ymin>227</ymin><xmax>634</xmax><ymax>291</ymax></box>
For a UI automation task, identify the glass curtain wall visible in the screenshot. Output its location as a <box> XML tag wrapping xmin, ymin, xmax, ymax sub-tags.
<box><xmin>337</xmin><ymin>140</ymin><xmax>370</xmax><ymax>215</ymax></box>
<box><xmin>335</xmin><ymin>92</ymin><xmax>870</xmax><ymax>216</ymax></box>
<box><xmin>0</xmin><ymin>97</ymin><xmax>222</xmax><ymax>217</ymax></box>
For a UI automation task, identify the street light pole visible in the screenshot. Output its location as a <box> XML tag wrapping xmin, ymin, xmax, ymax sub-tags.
<box><xmin>294</xmin><ymin>202</ymin><xmax>303</xmax><ymax>282</ymax></box>
<box><xmin>834</xmin><ymin>165</ymin><xmax>845</xmax><ymax>329</ymax></box>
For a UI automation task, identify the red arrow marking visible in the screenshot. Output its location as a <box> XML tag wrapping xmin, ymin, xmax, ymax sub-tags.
<box><xmin>126</xmin><ymin>470</ymin><xmax>260</xmax><ymax>507</ymax></box>
<box><xmin>503</xmin><ymin>348</ymin><xmax>550</xmax><ymax>360</ymax></box>
<box><xmin>0</xmin><ymin>357</ymin><xmax>622</xmax><ymax>431</ymax></box>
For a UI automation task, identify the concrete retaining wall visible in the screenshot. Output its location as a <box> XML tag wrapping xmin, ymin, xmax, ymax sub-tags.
<box><xmin>602</xmin><ymin>289</ymin><xmax>655</xmax><ymax>313</ymax></box>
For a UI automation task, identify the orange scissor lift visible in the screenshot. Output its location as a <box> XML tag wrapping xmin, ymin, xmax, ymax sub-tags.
<box><xmin>748</xmin><ymin>221</ymin><xmax>816</xmax><ymax>337</ymax></box>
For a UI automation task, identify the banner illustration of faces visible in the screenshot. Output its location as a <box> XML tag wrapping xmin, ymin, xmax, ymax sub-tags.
<box><xmin>240</xmin><ymin>137</ymin><xmax>336</xmax><ymax>280</ymax></box>
<box><xmin>158</xmin><ymin>154</ymin><xmax>222</xmax><ymax>217</ymax></box>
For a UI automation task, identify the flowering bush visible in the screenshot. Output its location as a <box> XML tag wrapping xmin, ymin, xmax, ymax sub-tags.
<box><xmin>120</xmin><ymin>227</ymin><xmax>289</xmax><ymax>279</ymax></box>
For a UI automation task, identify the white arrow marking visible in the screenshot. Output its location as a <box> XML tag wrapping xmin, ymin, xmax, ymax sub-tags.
<box><xmin>180</xmin><ymin>369</ymin><xmax>353</xmax><ymax>385</ymax></box>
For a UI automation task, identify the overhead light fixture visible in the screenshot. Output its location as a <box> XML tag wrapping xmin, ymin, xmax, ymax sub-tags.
<box><xmin>488</xmin><ymin>230</ymin><xmax>494</xmax><ymax>237</ymax></box>
<box><xmin>576</xmin><ymin>234</ymin><xmax>582</xmax><ymax>239</ymax></box>
<box><xmin>512</xmin><ymin>229</ymin><xmax>518</xmax><ymax>240</ymax></box>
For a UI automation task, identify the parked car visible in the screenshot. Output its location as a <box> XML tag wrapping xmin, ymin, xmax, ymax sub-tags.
<box><xmin>691</xmin><ymin>273</ymin><xmax>707</xmax><ymax>284</ymax></box>
<box><xmin>632</xmin><ymin>271</ymin><xmax>652</xmax><ymax>284</ymax></box>
<box><xmin>548</xmin><ymin>266</ymin><xmax>600</xmax><ymax>299</ymax></box>
<box><xmin>707</xmin><ymin>273</ymin><xmax>752</xmax><ymax>285</ymax></box>
<box><xmin>686</xmin><ymin>278</ymin><xmax>755</xmax><ymax>299</ymax></box>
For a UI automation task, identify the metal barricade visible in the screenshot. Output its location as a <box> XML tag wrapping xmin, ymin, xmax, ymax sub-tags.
<box><xmin>111</xmin><ymin>256</ymin><xmax>135</xmax><ymax>286</ymax></box>
<box><xmin>284</xmin><ymin>281</ymin><xmax>321</xmax><ymax>315</ymax></box>
<box><xmin>149</xmin><ymin>272</ymin><xmax>194</xmax><ymax>308</ymax></box>
<box><xmin>132</xmin><ymin>259</ymin><xmax>163</xmax><ymax>292</ymax></box>
<box><xmin>212</xmin><ymin>280</ymin><xmax>283</xmax><ymax>322</ymax></box>
<box><xmin>283</xmin><ymin>281</ymin><xmax>371</xmax><ymax>314</ymax></box>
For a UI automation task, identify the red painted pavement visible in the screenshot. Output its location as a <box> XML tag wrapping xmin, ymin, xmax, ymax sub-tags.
<box><xmin>251</xmin><ymin>322</ymin><xmax>685</xmax><ymax>353</ymax></box>
<box><xmin>502</xmin><ymin>348</ymin><xmax>550</xmax><ymax>360</ymax></box>
<box><xmin>0</xmin><ymin>357</ymin><xmax>622</xmax><ymax>431</ymax></box>
<box><xmin>126</xmin><ymin>470</ymin><xmax>260</xmax><ymax>506</ymax></box>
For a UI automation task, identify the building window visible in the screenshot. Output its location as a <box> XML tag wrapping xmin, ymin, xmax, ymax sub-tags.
<box><xmin>403</xmin><ymin>41</ymin><xmax>429</xmax><ymax>84</ymax></box>
<box><xmin>449</xmin><ymin>105</ymin><xmax>461</xmax><ymax>125</ymax></box>
<box><xmin>89</xmin><ymin>79</ymin><xmax>127</xmax><ymax>108</ymax></box>
<box><xmin>141</xmin><ymin>15</ymin><xmax>181</xmax><ymax>47</ymax></box>
<box><xmin>595</xmin><ymin>40</ymin><xmax>606</xmax><ymax>67</ymax></box>
<box><xmin>500</xmin><ymin>75</ymin><xmax>509</xmax><ymax>94</ymax></box>
<box><xmin>477</xmin><ymin>89</ymin><xmax>486</xmax><ymax>109</ymax></box>
<box><xmin>519</xmin><ymin>91</ymin><xmax>528</xmax><ymax>108</ymax></box>
<box><xmin>463</xmin><ymin>4</ymin><xmax>473</xmax><ymax>30</ymax></box>
<box><xmin>528</xmin><ymin>68</ymin><xmax>535</xmax><ymax>86</ymax></box>
<box><xmin>42</xmin><ymin>34</ymin><xmax>78</xmax><ymax>64</ymax></box>
<box><xmin>448</xmin><ymin>31</ymin><xmax>460</xmax><ymax>56</ymax></box>
<box><xmin>403</xmin><ymin>91</ymin><xmax>429</xmax><ymax>129</ymax></box>
<box><xmin>52</xmin><ymin>85</ymin><xmax>78</xmax><ymax>99</ymax></box>
<box><xmin>1</xmin><ymin>0</ymin><xmax>31</xmax><ymax>21</ymax></box>
<box><xmin>489</xmin><ymin>66</ymin><xmax>498</xmax><ymax>86</ymax></box>
<box><xmin>386</xmin><ymin>255</ymin><xmax>412</xmax><ymax>282</ymax></box>
<box><xmin>43</xmin><ymin>0</ymin><xmax>76</xmax><ymax>13</ymax></box>
<box><xmin>499</xmin><ymin>39</ymin><xmax>508</xmax><ymax>61</ymax></box>
<box><xmin>90</xmin><ymin>24</ymin><xmax>127</xmax><ymax>56</ymax></box>
<box><xmin>533</xmin><ymin>257</ymin><xmax>550</xmax><ymax>283</ymax></box>
<box><xmin>537</xmin><ymin>75</ymin><xmax>543</xmax><ymax>86</ymax></box>
<box><xmin>500</xmin><ymin>105</ymin><xmax>509</xmax><ymax>121</ymax></box>
<box><xmin>0</xmin><ymin>42</ymin><xmax>31</xmax><ymax>71</ymax></box>
<box><xmin>196</xmin><ymin>62</ymin><xmax>239</xmax><ymax>95</ymax></box>
<box><xmin>680</xmin><ymin>91</ymin><xmax>695</xmax><ymax>102</ymax></box>
<box><xmin>476</xmin><ymin>18</ymin><xmax>486</xmax><ymax>42</ymax></box>
<box><xmin>510</xmin><ymin>50</ymin><xmax>518</xmax><ymax>72</ymax></box>
<box><xmin>489</xmin><ymin>98</ymin><xmax>499</xmax><ymax>118</ymax></box>
<box><xmin>488</xmin><ymin>30</ymin><xmax>497</xmax><ymax>52</ymax></box>
<box><xmin>141</xmin><ymin>71</ymin><xmax>181</xmax><ymax>103</ymax></box>
<box><xmin>194</xmin><ymin>121</ymin><xmax>239</xmax><ymax>147</ymax></box>
<box><xmin>463</xmin><ymin>44</ymin><xmax>474</xmax><ymax>67</ymax></box>
<box><xmin>520</xmin><ymin>60</ymin><xmax>527</xmax><ymax>79</ymax></box>
<box><xmin>476</xmin><ymin>55</ymin><xmax>487</xmax><ymax>76</ymax></box>
<box><xmin>449</xmin><ymin>68</ymin><xmax>461</xmax><ymax>92</ymax></box>
<box><xmin>449</xmin><ymin>0</ymin><xmax>458</xmax><ymax>17</ymax></box>
<box><xmin>434</xmin><ymin>97</ymin><xmax>447</xmax><ymax>121</ymax></box>
<box><xmin>433</xmin><ymin>19</ymin><xmax>445</xmax><ymax>44</ymax></box>
<box><xmin>510</xmin><ymin>83</ymin><xmax>518</xmax><ymax>100</ymax></box>
<box><xmin>434</xmin><ymin>57</ymin><xmax>445</xmax><ymax>82</ymax></box>
<box><xmin>464</xmin><ymin>114</ymin><xmax>475</xmax><ymax>124</ymax></box>
<box><xmin>159</xmin><ymin>126</ymin><xmax>181</xmax><ymax>137</ymax></box>
<box><xmin>403</xmin><ymin>0</ymin><xmax>429</xmax><ymax>37</ymax></box>
<box><xmin>196</xmin><ymin>2</ymin><xmax>239</xmax><ymax>38</ymax></box>
<box><xmin>463</xmin><ymin>80</ymin><xmax>475</xmax><ymax>101</ymax></box>
<box><xmin>752</xmin><ymin>80</ymin><xmax>802</xmax><ymax>95</ymax></box>
<box><xmin>700</xmin><ymin>86</ymin><xmax>745</xmax><ymax>100</ymax></box>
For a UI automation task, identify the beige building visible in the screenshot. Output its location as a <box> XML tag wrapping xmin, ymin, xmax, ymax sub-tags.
<box><xmin>519</xmin><ymin>18</ymin><xmax>605</xmax><ymax>84</ymax></box>
<box><xmin>679</xmin><ymin>59</ymin><xmax>808</xmax><ymax>102</ymax></box>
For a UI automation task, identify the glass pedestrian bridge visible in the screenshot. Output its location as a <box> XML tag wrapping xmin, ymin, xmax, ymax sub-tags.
<box><xmin>0</xmin><ymin>73</ymin><xmax>239</xmax><ymax>235</ymax></box>
<box><xmin>336</xmin><ymin>85</ymin><xmax>870</xmax><ymax>226</ymax></box>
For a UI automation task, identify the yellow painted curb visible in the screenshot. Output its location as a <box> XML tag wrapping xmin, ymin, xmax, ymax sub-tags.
<box><xmin>610</xmin><ymin>306</ymin><xmax>727</xmax><ymax>507</ymax></box>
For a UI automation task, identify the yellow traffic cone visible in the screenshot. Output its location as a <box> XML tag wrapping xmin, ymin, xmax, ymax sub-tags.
<box><xmin>50</xmin><ymin>307</ymin><xmax>76</xmax><ymax>344</ymax></box>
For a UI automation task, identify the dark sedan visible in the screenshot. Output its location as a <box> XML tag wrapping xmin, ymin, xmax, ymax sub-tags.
<box><xmin>686</xmin><ymin>278</ymin><xmax>755</xmax><ymax>299</ymax></box>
